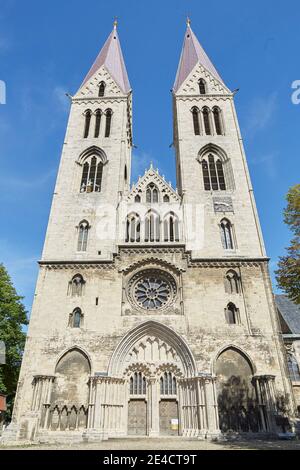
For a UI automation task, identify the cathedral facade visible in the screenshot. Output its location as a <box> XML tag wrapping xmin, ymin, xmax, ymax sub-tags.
<box><xmin>6</xmin><ymin>22</ymin><xmax>295</xmax><ymax>442</ymax></box>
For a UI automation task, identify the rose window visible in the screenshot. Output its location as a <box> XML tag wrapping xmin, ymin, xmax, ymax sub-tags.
<box><xmin>128</xmin><ymin>269</ymin><xmax>177</xmax><ymax>311</ymax></box>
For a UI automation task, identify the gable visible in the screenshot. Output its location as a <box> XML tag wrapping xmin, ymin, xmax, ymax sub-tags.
<box><xmin>176</xmin><ymin>62</ymin><xmax>230</xmax><ymax>96</ymax></box>
<box><xmin>75</xmin><ymin>66</ymin><xmax>124</xmax><ymax>98</ymax></box>
<box><xmin>126</xmin><ymin>168</ymin><xmax>181</xmax><ymax>204</ymax></box>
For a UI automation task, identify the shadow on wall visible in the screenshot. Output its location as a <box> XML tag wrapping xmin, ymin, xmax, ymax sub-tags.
<box><xmin>215</xmin><ymin>348</ymin><xmax>260</xmax><ymax>433</ymax></box>
<box><xmin>217</xmin><ymin>376</ymin><xmax>260</xmax><ymax>432</ymax></box>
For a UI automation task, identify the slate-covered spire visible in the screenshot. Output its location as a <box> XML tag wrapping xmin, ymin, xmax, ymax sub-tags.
<box><xmin>173</xmin><ymin>20</ymin><xmax>224</xmax><ymax>92</ymax></box>
<box><xmin>79</xmin><ymin>20</ymin><xmax>131</xmax><ymax>94</ymax></box>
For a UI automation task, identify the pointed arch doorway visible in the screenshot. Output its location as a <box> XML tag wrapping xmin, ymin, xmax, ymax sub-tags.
<box><xmin>86</xmin><ymin>322</ymin><xmax>220</xmax><ymax>439</ymax></box>
<box><xmin>109</xmin><ymin>321</ymin><xmax>196</xmax><ymax>437</ymax></box>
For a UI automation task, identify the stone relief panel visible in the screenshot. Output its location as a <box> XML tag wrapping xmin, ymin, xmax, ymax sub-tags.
<box><xmin>213</xmin><ymin>197</ymin><xmax>234</xmax><ymax>213</ymax></box>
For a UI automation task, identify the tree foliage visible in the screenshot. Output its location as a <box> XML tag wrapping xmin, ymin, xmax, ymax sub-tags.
<box><xmin>275</xmin><ymin>184</ymin><xmax>300</xmax><ymax>304</ymax></box>
<box><xmin>0</xmin><ymin>263</ymin><xmax>28</xmax><ymax>417</ymax></box>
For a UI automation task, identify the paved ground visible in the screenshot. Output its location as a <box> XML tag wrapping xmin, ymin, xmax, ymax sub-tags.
<box><xmin>1</xmin><ymin>437</ymin><xmax>300</xmax><ymax>450</ymax></box>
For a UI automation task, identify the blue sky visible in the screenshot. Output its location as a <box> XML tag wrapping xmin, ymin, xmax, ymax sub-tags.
<box><xmin>0</xmin><ymin>0</ymin><xmax>299</xmax><ymax>314</ymax></box>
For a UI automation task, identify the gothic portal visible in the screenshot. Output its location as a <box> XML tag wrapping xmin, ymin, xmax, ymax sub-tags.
<box><xmin>5</xmin><ymin>21</ymin><xmax>294</xmax><ymax>443</ymax></box>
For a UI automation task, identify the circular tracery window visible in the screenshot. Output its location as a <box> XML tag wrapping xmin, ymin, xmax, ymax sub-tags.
<box><xmin>128</xmin><ymin>269</ymin><xmax>177</xmax><ymax>311</ymax></box>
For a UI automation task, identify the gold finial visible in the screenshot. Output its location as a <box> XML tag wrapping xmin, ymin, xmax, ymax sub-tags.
<box><xmin>113</xmin><ymin>17</ymin><xmax>118</xmax><ymax>28</ymax></box>
<box><xmin>186</xmin><ymin>16</ymin><xmax>191</xmax><ymax>26</ymax></box>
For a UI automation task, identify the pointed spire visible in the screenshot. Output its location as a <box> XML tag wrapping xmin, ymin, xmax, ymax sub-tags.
<box><xmin>79</xmin><ymin>21</ymin><xmax>131</xmax><ymax>94</ymax></box>
<box><xmin>173</xmin><ymin>21</ymin><xmax>224</xmax><ymax>92</ymax></box>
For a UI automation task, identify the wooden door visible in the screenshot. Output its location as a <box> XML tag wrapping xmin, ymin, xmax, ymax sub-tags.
<box><xmin>159</xmin><ymin>399</ymin><xmax>179</xmax><ymax>436</ymax></box>
<box><xmin>128</xmin><ymin>400</ymin><xmax>147</xmax><ymax>435</ymax></box>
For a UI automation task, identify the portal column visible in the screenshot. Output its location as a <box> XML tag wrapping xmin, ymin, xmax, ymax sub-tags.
<box><xmin>253</xmin><ymin>375</ymin><xmax>277</xmax><ymax>432</ymax></box>
<box><xmin>204</xmin><ymin>375</ymin><xmax>220</xmax><ymax>438</ymax></box>
<box><xmin>148</xmin><ymin>377</ymin><xmax>159</xmax><ymax>436</ymax></box>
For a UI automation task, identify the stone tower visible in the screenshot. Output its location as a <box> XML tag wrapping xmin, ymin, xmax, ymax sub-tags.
<box><xmin>42</xmin><ymin>21</ymin><xmax>132</xmax><ymax>262</ymax></box>
<box><xmin>4</xmin><ymin>21</ymin><xmax>294</xmax><ymax>443</ymax></box>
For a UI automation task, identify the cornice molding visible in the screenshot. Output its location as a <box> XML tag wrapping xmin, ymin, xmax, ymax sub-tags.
<box><xmin>175</xmin><ymin>94</ymin><xmax>232</xmax><ymax>102</ymax></box>
<box><xmin>187</xmin><ymin>256</ymin><xmax>270</xmax><ymax>268</ymax></box>
<box><xmin>118</xmin><ymin>244</ymin><xmax>187</xmax><ymax>255</ymax></box>
<box><xmin>72</xmin><ymin>96</ymin><xmax>126</xmax><ymax>105</ymax></box>
<box><xmin>39</xmin><ymin>260</ymin><xmax>115</xmax><ymax>270</ymax></box>
<box><xmin>39</xmin><ymin>254</ymin><xmax>269</xmax><ymax>270</ymax></box>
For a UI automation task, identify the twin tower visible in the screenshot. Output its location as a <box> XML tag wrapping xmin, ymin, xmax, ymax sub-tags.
<box><xmin>6</xmin><ymin>22</ymin><xmax>293</xmax><ymax>443</ymax></box>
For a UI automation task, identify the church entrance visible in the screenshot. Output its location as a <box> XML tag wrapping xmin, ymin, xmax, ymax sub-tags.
<box><xmin>109</xmin><ymin>321</ymin><xmax>207</xmax><ymax>438</ymax></box>
<box><xmin>128</xmin><ymin>400</ymin><xmax>147</xmax><ymax>436</ymax></box>
<box><xmin>159</xmin><ymin>399</ymin><xmax>179</xmax><ymax>436</ymax></box>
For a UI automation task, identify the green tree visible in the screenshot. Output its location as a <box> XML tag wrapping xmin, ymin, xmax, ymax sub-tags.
<box><xmin>0</xmin><ymin>264</ymin><xmax>28</xmax><ymax>418</ymax></box>
<box><xmin>275</xmin><ymin>184</ymin><xmax>300</xmax><ymax>304</ymax></box>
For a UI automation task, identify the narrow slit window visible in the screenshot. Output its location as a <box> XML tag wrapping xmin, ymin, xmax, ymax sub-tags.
<box><xmin>98</xmin><ymin>82</ymin><xmax>106</xmax><ymax>97</ymax></box>
<box><xmin>202</xmin><ymin>108</ymin><xmax>211</xmax><ymax>135</ymax></box>
<box><xmin>199</xmin><ymin>79</ymin><xmax>206</xmax><ymax>95</ymax></box>
<box><xmin>192</xmin><ymin>107</ymin><xmax>200</xmax><ymax>135</ymax></box>
<box><xmin>105</xmin><ymin>109</ymin><xmax>112</xmax><ymax>137</ymax></box>
<box><xmin>83</xmin><ymin>110</ymin><xmax>92</xmax><ymax>138</ymax></box>
<box><xmin>213</xmin><ymin>107</ymin><xmax>223</xmax><ymax>135</ymax></box>
<box><xmin>94</xmin><ymin>110</ymin><xmax>101</xmax><ymax>138</ymax></box>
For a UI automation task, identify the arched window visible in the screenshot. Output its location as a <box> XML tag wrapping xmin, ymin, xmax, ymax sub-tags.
<box><xmin>146</xmin><ymin>183</ymin><xmax>159</xmax><ymax>203</ymax></box>
<box><xmin>192</xmin><ymin>107</ymin><xmax>200</xmax><ymax>135</ymax></box>
<box><xmin>213</xmin><ymin>107</ymin><xmax>223</xmax><ymax>135</ymax></box>
<box><xmin>104</xmin><ymin>109</ymin><xmax>112</xmax><ymax>137</ymax></box>
<box><xmin>225</xmin><ymin>302</ymin><xmax>239</xmax><ymax>324</ymax></box>
<box><xmin>77</xmin><ymin>221</ymin><xmax>89</xmax><ymax>251</ymax></box>
<box><xmin>202</xmin><ymin>154</ymin><xmax>226</xmax><ymax>191</ymax></box>
<box><xmin>220</xmin><ymin>218</ymin><xmax>234</xmax><ymax>250</ymax></box>
<box><xmin>69</xmin><ymin>308</ymin><xmax>83</xmax><ymax>328</ymax></box>
<box><xmin>94</xmin><ymin>109</ymin><xmax>102</xmax><ymax>138</ymax></box>
<box><xmin>98</xmin><ymin>81</ymin><xmax>106</xmax><ymax>97</ymax></box>
<box><xmin>163</xmin><ymin>194</ymin><xmax>170</xmax><ymax>203</ymax></box>
<box><xmin>125</xmin><ymin>213</ymin><xmax>141</xmax><ymax>242</ymax></box>
<box><xmin>198</xmin><ymin>79</ymin><xmax>206</xmax><ymax>95</ymax></box>
<box><xmin>287</xmin><ymin>355</ymin><xmax>300</xmax><ymax>381</ymax></box>
<box><xmin>199</xmin><ymin>144</ymin><xmax>235</xmax><ymax>191</ymax></box>
<box><xmin>160</xmin><ymin>372</ymin><xmax>177</xmax><ymax>395</ymax></box>
<box><xmin>80</xmin><ymin>156</ymin><xmax>103</xmax><ymax>193</ymax></box>
<box><xmin>83</xmin><ymin>110</ymin><xmax>92</xmax><ymax>138</ymax></box>
<box><xmin>145</xmin><ymin>210</ymin><xmax>160</xmax><ymax>242</ymax></box>
<box><xmin>163</xmin><ymin>212</ymin><xmax>179</xmax><ymax>242</ymax></box>
<box><xmin>69</xmin><ymin>274</ymin><xmax>85</xmax><ymax>296</ymax></box>
<box><xmin>224</xmin><ymin>270</ymin><xmax>240</xmax><ymax>294</ymax></box>
<box><xmin>134</xmin><ymin>194</ymin><xmax>141</xmax><ymax>203</ymax></box>
<box><xmin>130</xmin><ymin>372</ymin><xmax>146</xmax><ymax>395</ymax></box>
<box><xmin>202</xmin><ymin>107</ymin><xmax>211</xmax><ymax>135</ymax></box>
